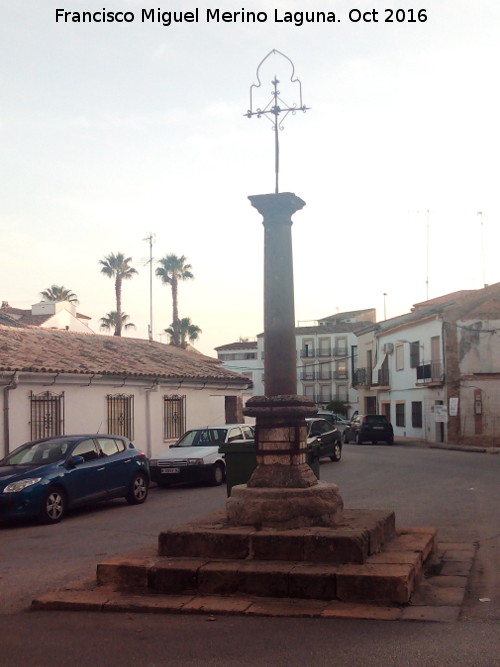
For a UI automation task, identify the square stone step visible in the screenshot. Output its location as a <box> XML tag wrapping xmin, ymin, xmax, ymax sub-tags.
<box><xmin>158</xmin><ymin>509</ymin><xmax>396</xmax><ymax>565</ymax></box>
<box><xmin>96</xmin><ymin>526</ymin><xmax>436</xmax><ymax>605</ymax></box>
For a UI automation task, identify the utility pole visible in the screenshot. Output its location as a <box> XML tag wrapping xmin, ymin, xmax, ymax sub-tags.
<box><xmin>143</xmin><ymin>233</ymin><xmax>155</xmax><ymax>341</ymax></box>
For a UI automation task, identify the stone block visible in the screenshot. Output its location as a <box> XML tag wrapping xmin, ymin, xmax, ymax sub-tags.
<box><xmin>336</xmin><ymin>563</ymin><xmax>416</xmax><ymax>604</ymax></box>
<box><xmin>440</xmin><ymin>561</ymin><xmax>473</xmax><ymax>577</ymax></box>
<box><xmin>197</xmin><ymin>561</ymin><xmax>243</xmax><ymax>595</ymax></box>
<box><xmin>32</xmin><ymin>589</ymin><xmax>111</xmax><ymax>611</ymax></box>
<box><xmin>103</xmin><ymin>593</ymin><xmax>194</xmax><ymax>613</ymax></box>
<box><xmin>96</xmin><ymin>557</ymin><xmax>156</xmax><ymax>590</ymax></box>
<box><xmin>250</xmin><ymin>530</ymin><xmax>305</xmax><ymax>561</ymax></box>
<box><xmin>158</xmin><ymin>528</ymin><xmax>252</xmax><ymax>559</ymax></box>
<box><xmin>238</xmin><ymin>560</ymin><xmax>292</xmax><ymax>597</ymax></box>
<box><xmin>305</xmin><ymin>529</ymin><xmax>369</xmax><ymax>564</ymax></box>
<box><xmin>288</xmin><ymin>562</ymin><xmax>338</xmax><ymax>600</ymax></box>
<box><xmin>148</xmin><ymin>558</ymin><xmax>206</xmax><ymax>594</ymax></box>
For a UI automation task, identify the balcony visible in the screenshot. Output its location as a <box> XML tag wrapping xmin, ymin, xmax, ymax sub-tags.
<box><xmin>375</xmin><ymin>367</ymin><xmax>390</xmax><ymax>388</ymax></box>
<box><xmin>333</xmin><ymin>370</ymin><xmax>348</xmax><ymax>380</ymax></box>
<box><xmin>354</xmin><ymin>368</ymin><xmax>370</xmax><ymax>386</ymax></box>
<box><xmin>416</xmin><ymin>361</ymin><xmax>443</xmax><ymax>385</ymax></box>
<box><xmin>300</xmin><ymin>349</ymin><xmax>316</xmax><ymax>358</ymax></box>
<box><xmin>300</xmin><ymin>371</ymin><xmax>317</xmax><ymax>381</ymax></box>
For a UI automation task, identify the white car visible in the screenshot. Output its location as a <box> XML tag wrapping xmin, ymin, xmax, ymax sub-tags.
<box><xmin>149</xmin><ymin>424</ymin><xmax>254</xmax><ymax>487</ymax></box>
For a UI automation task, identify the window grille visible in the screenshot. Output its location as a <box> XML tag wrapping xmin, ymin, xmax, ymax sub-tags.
<box><xmin>30</xmin><ymin>391</ymin><xmax>64</xmax><ymax>440</ymax></box>
<box><xmin>163</xmin><ymin>395</ymin><xmax>186</xmax><ymax>440</ymax></box>
<box><xmin>107</xmin><ymin>394</ymin><xmax>134</xmax><ymax>439</ymax></box>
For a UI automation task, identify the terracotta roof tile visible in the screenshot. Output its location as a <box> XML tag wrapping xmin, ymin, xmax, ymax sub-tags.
<box><xmin>0</xmin><ymin>326</ymin><xmax>248</xmax><ymax>385</ymax></box>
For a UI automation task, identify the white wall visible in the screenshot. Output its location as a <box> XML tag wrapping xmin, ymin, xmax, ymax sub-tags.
<box><xmin>0</xmin><ymin>374</ymin><xmax>244</xmax><ymax>459</ymax></box>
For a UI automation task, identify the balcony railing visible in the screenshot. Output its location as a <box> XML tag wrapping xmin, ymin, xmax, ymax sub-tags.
<box><xmin>333</xmin><ymin>370</ymin><xmax>348</xmax><ymax>380</ymax></box>
<box><xmin>300</xmin><ymin>347</ymin><xmax>349</xmax><ymax>359</ymax></box>
<box><xmin>354</xmin><ymin>368</ymin><xmax>370</xmax><ymax>386</ymax></box>
<box><xmin>416</xmin><ymin>361</ymin><xmax>443</xmax><ymax>384</ymax></box>
<box><xmin>300</xmin><ymin>371</ymin><xmax>316</xmax><ymax>381</ymax></box>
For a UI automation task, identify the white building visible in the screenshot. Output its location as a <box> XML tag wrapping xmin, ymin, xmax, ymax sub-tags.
<box><xmin>0</xmin><ymin>326</ymin><xmax>250</xmax><ymax>459</ymax></box>
<box><xmin>1</xmin><ymin>300</ymin><xmax>94</xmax><ymax>333</ymax></box>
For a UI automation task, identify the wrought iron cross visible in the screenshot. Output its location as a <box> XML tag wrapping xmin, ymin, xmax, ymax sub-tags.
<box><xmin>245</xmin><ymin>50</ymin><xmax>309</xmax><ymax>194</ymax></box>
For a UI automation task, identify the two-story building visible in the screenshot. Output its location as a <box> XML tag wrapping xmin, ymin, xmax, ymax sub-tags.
<box><xmin>354</xmin><ymin>284</ymin><xmax>500</xmax><ymax>447</ymax></box>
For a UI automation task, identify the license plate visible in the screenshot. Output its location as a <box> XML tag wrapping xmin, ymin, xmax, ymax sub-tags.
<box><xmin>161</xmin><ymin>468</ymin><xmax>180</xmax><ymax>474</ymax></box>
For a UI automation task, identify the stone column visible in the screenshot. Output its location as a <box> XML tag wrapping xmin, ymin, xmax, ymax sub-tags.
<box><xmin>225</xmin><ymin>192</ymin><xmax>343</xmax><ymax>528</ymax></box>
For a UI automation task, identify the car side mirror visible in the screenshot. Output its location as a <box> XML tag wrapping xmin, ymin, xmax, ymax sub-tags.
<box><xmin>68</xmin><ymin>454</ymin><xmax>85</xmax><ymax>468</ymax></box>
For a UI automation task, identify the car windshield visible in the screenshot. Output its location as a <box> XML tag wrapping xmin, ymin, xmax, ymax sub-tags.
<box><xmin>2</xmin><ymin>440</ymin><xmax>73</xmax><ymax>466</ymax></box>
<box><xmin>174</xmin><ymin>429</ymin><xmax>228</xmax><ymax>447</ymax></box>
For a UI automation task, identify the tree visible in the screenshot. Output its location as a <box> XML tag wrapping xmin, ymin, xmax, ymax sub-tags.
<box><xmin>99</xmin><ymin>311</ymin><xmax>135</xmax><ymax>333</ymax></box>
<box><xmin>40</xmin><ymin>285</ymin><xmax>78</xmax><ymax>304</ymax></box>
<box><xmin>165</xmin><ymin>317</ymin><xmax>201</xmax><ymax>348</ymax></box>
<box><xmin>156</xmin><ymin>254</ymin><xmax>193</xmax><ymax>346</ymax></box>
<box><xmin>99</xmin><ymin>252</ymin><xmax>138</xmax><ymax>336</ymax></box>
<box><xmin>326</xmin><ymin>399</ymin><xmax>349</xmax><ymax>417</ymax></box>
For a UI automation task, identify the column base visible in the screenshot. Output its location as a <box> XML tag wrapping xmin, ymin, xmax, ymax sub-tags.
<box><xmin>226</xmin><ymin>481</ymin><xmax>344</xmax><ymax>529</ymax></box>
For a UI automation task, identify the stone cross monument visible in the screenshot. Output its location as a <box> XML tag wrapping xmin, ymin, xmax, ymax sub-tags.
<box><xmin>226</xmin><ymin>51</ymin><xmax>344</xmax><ymax>528</ymax></box>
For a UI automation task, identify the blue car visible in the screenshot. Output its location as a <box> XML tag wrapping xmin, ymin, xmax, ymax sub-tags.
<box><xmin>0</xmin><ymin>434</ymin><xmax>150</xmax><ymax>524</ymax></box>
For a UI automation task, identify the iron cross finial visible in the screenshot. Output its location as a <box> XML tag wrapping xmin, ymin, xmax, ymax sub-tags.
<box><xmin>245</xmin><ymin>50</ymin><xmax>309</xmax><ymax>194</ymax></box>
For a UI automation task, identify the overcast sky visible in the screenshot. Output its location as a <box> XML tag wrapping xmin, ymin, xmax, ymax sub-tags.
<box><xmin>2</xmin><ymin>1</ymin><xmax>499</xmax><ymax>354</ymax></box>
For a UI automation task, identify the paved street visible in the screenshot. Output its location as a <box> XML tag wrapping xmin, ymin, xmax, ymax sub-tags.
<box><xmin>1</xmin><ymin>443</ymin><xmax>499</xmax><ymax>665</ymax></box>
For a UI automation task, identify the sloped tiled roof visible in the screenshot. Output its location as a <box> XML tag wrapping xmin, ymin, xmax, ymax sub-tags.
<box><xmin>0</xmin><ymin>326</ymin><xmax>249</xmax><ymax>385</ymax></box>
<box><xmin>214</xmin><ymin>341</ymin><xmax>258</xmax><ymax>351</ymax></box>
<box><xmin>0</xmin><ymin>312</ymin><xmax>26</xmax><ymax>328</ymax></box>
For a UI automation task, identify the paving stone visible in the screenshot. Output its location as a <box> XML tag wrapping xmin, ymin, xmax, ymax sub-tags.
<box><xmin>411</xmin><ymin>584</ymin><xmax>466</xmax><ymax>606</ymax></box>
<box><xmin>245</xmin><ymin>597</ymin><xmax>329</xmax><ymax>617</ymax></box>
<box><xmin>322</xmin><ymin>602</ymin><xmax>402</xmax><ymax>621</ymax></box>
<box><xmin>441</xmin><ymin>549</ymin><xmax>475</xmax><ymax>562</ymax></box>
<box><xmin>32</xmin><ymin>590</ymin><xmax>111</xmax><ymax>611</ymax></box>
<box><xmin>427</xmin><ymin>575</ymin><xmax>468</xmax><ymax>588</ymax></box>
<box><xmin>400</xmin><ymin>605</ymin><xmax>461</xmax><ymax>622</ymax></box>
<box><xmin>104</xmin><ymin>593</ymin><xmax>195</xmax><ymax>613</ymax></box>
<box><xmin>440</xmin><ymin>561</ymin><xmax>473</xmax><ymax>577</ymax></box>
<box><xmin>182</xmin><ymin>595</ymin><xmax>253</xmax><ymax>614</ymax></box>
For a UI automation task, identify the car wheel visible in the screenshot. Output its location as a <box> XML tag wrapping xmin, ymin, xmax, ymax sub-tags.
<box><xmin>126</xmin><ymin>473</ymin><xmax>149</xmax><ymax>505</ymax></box>
<box><xmin>38</xmin><ymin>487</ymin><xmax>66</xmax><ymax>524</ymax></box>
<box><xmin>330</xmin><ymin>442</ymin><xmax>342</xmax><ymax>462</ymax></box>
<box><xmin>209</xmin><ymin>463</ymin><xmax>225</xmax><ymax>486</ymax></box>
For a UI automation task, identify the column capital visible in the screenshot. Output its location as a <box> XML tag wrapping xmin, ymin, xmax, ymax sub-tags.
<box><xmin>248</xmin><ymin>192</ymin><xmax>305</xmax><ymax>221</ymax></box>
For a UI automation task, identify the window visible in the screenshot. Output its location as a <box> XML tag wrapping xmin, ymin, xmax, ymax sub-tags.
<box><xmin>395</xmin><ymin>344</ymin><xmax>404</xmax><ymax>371</ymax></box>
<box><xmin>337</xmin><ymin>385</ymin><xmax>348</xmax><ymax>401</ymax></box>
<box><xmin>72</xmin><ymin>439</ymin><xmax>100</xmax><ymax>462</ymax></box>
<box><xmin>163</xmin><ymin>394</ymin><xmax>186</xmax><ymax>440</ymax></box>
<box><xmin>335</xmin><ymin>337</ymin><xmax>348</xmax><ymax>356</ymax></box>
<box><xmin>335</xmin><ymin>361</ymin><xmax>348</xmax><ymax>379</ymax></box>
<box><xmin>318</xmin><ymin>338</ymin><xmax>331</xmax><ymax>357</ymax></box>
<box><xmin>227</xmin><ymin>427</ymin><xmax>243</xmax><ymax>442</ymax></box>
<box><xmin>411</xmin><ymin>402</ymin><xmax>423</xmax><ymax>428</ymax></box>
<box><xmin>98</xmin><ymin>437</ymin><xmax>126</xmax><ymax>456</ymax></box>
<box><xmin>410</xmin><ymin>342</ymin><xmax>421</xmax><ymax>368</ymax></box>
<box><xmin>30</xmin><ymin>391</ymin><xmax>64</xmax><ymax>440</ymax></box>
<box><xmin>107</xmin><ymin>394</ymin><xmax>134</xmax><ymax>439</ymax></box>
<box><xmin>241</xmin><ymin>426</ymin><xmax>254</xmax><ymax>440</ymax></box>
<box><xmin>395</xmin><ymin>402</ymin><xmax>405</xmax><ymax>427</ymax></box>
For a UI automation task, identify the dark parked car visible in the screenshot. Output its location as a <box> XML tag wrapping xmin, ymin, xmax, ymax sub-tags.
<box><xmin>0</xmin><ymin>434</ymin><xmax>149</xmax><ymax>524</ymax></box>
<box><xmin>306</xmin><ymin>417</ymin><xmax>342</xmax><ymax>462</ymax></box>
<box><xmin>343</xmin><ymin>415</ymin><xmax>394</xmax><ymax>445</ymax></box>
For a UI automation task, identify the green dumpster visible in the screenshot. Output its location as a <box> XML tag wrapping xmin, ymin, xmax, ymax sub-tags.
<box><xmin>220</xmin><ymin>439</ymin><xmax>320</xmax><ymax>497</ymax></box>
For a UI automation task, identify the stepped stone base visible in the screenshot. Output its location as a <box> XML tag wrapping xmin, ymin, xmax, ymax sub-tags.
<box><xmin>32</xmin><ymin>508</ymin><xmax>439</xmax><ymax>615</ymax></box>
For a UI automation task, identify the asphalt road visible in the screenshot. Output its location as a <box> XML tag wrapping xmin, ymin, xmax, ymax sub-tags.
<box><xmin>1</xmin><ymin>443</ymin><xmax>499</xmax><ymax>665</ymax></box>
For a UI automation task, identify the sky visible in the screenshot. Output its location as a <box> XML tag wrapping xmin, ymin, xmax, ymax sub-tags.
<box><xmin>2</xmin><ymin>1</ymin><xmax>500</xmax><ymax>355</ymax></box>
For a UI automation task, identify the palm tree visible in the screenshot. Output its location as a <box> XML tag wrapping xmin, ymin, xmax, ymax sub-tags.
<box><xmin>156</xmin><ymin>254</ymin><xmax>193</xmax><ymax>346</ymax></box>
<box><xmin>165</xmin><ymin>317</ymin><xmax>202</xmax><ymax>348</ymax></box>
<box><xmin>99</xmin><ymin>311</ymin><xmax>135</xmax><ymax>333</ymax></box>
<box><xmin>40</xmin><ymin>285</ymin><xmax>78</xmax><ymax>304</ymax></box>
<box><xmin>99</xmin><ymin>252</ymin><xmax>138</xmax><ymax>336</ymax></box>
